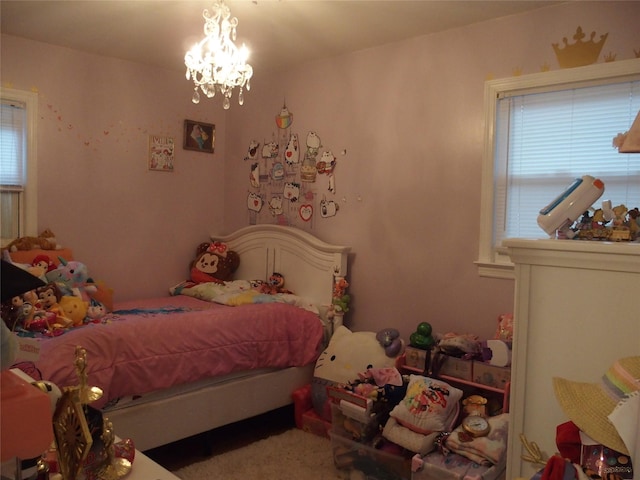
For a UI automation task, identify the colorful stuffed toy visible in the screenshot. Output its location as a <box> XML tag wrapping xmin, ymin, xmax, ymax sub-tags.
<box><xmin>45</xmin><ymin>257</ymin><xmax>97</xmax><ymax>301</ymax></box>
<box><xmin>2</xmin><ymin>228</ymin><xmax>60</xmax><ymax>252</ymax></box>
<box><xmin>190</xmin><ymin>241</ymin><xmax>240</xmax><ymax>284</ymax></box>
<box><xmin>86</xmin><ymin>298</ymin><xmax>107</xmax><ymax>321</ymax></box>
<box><xmin>259</xmin><ymin>272</ymin><xmax>292</xmax><ymax>294</ymax></box>
<box><xmin>58</xmin><ymin>295</ymin><xmax>89</xmax><ymax>327</ymax></box>
<box><xmin>32</xmin><ymin>254</ymin><xmax>55</xmax><ymax>273</ymax></box>
<box><xmin>312</xmin><ymin>325</ymin><xmax>405</xmax><ymax>421</ymax></box>
<box><xmin>331</xmin><ymin>278</ymin><xmax>350</xmax><ymax>316</ymax></box>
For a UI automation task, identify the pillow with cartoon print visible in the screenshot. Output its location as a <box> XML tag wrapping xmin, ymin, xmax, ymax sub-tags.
<box><xmin>388</xmin><ymin>374</ymin><xmax>462</xmax><ymax>435</ymax></box>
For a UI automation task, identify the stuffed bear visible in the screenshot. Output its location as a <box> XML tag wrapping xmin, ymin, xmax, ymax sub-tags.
<box><xmin>190</xmin><ymin>241</ymin><xmax>240</xmax><ymax>284</ymax></box>
<box><xmin>311</xmin><ymin>325</ymin><xmax>405</xmax><ymax>421</ymax></box>
<box><xmin>3</xmin><ymin>228</ymin><xmax>60</xmax><ymax>252</ymax></box>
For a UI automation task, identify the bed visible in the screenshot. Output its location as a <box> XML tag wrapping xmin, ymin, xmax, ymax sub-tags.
<box><xmin>7</xmin><ymin>224</ymin><xmax>350</xmax><ymax>451</ymax></box>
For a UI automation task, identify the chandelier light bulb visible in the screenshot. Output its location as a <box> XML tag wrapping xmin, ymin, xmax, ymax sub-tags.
<box><xmin>184</xmin><ymin>0</ymin><xmax>253</xmax><ymax>109</ymax></box>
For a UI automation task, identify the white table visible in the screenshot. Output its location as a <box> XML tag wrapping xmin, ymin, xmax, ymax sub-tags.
<box><xmin>127</xmin><ymin>449</ymin><xmax>181</xmax><ymax>480</ymax></box>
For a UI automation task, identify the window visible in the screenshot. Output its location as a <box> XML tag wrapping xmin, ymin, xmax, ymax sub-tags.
<box><xmin>0</xmin><ymin>88</ymin><xmax>38</xmax><ymax>245</ymax></box>
<box><xmin>477</xmin><ymin>59</ymin><xmax>640</xmax><ymax>278</ymax></box>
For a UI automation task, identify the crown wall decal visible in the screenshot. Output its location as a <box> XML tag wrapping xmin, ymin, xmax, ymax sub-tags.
<box><xmin>552</xmin><ymin>26</ymin><xmax>608</xmax><ymax>69</ymax></box>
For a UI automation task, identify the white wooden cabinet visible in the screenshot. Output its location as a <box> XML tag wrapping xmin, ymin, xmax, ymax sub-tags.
<box><xmin>503</xmin><ymin>239</ymin><xmax>640</xmax><ymax>479</ymax></box>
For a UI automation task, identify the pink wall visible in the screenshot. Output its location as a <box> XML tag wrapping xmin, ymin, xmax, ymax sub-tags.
<box><xmin>223</xmin><ymin>1</ymin><xmax>640</xmax><ymax>340</ymax></box>
<box><xmin>1</xmin><ymin>35</ymin><xmax>230</xmax><ymax>299</ymax></box>
<box><xmin>2</xmin><ymin>1</ymin><xmax>639</xmax><ymax>342</ymax></box>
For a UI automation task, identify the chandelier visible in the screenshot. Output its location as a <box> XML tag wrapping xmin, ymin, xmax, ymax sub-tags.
<box><xmin>184</xmin><ymin>1</ymin><xmax>253</xmax><ymax>110</ymax></box>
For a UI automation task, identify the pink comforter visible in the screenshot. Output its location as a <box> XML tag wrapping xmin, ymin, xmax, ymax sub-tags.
<box><xmin>29</xmin><ymin>295</ymin><xmax>323</xmax><ymax>409</ymax></box>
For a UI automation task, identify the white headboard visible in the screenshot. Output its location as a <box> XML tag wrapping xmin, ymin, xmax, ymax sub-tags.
<box><xmin>211</xmin><ymin>225</ymin><xmax>350</xmax><ymax>316</ymax></box>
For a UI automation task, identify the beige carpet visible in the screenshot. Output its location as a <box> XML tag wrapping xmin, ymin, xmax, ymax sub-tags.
<box><xmin>172</xmin><ymin>428</ymin><xmax>344</xmax><ymax>480</ymax></box>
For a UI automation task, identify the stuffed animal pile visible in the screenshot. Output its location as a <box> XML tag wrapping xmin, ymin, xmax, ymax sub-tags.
<box><xmin>1</xmin><ymin>254</ymin><xmax>112</xmax><ymax>336</ymax></box>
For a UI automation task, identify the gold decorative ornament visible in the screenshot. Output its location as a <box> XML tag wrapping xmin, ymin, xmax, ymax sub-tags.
<box><xmin>552</xmin><ymin>26</ymin><xmax>608</xmax><ymax>69</ymax></box>
<box><xmin>74</xmin><ymin>346</ymin><xmax>103</xmax><ymax>404</ymax></box>
<box><xmin>105</xmin><ymin>418</ymin><xmax>132</xmax><ymax>478</ymax></box>
<box><xmin>52</xmin><ymin>387</ymin><xmax>93</xmax><ymax>480</ymax></box>
<box><xmin>52</xmin><ymin>346</ymin><xmax>131</xmax><ymax>480</ymax></box>
<box><xmin>519</xmin><ymin>433</ymin><xmax>548</xmax><ymax>466</ymax></box>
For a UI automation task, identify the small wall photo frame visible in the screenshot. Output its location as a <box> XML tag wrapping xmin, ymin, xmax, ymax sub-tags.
<box><xmin>184</xmin><ymin>120</ymin><xmax>215</xmax><ymax>153</ymax></box>
<box><xmin>148</xmin><ymin>135</ymin><xmax>175</xmax><ymax>172</ymax></box>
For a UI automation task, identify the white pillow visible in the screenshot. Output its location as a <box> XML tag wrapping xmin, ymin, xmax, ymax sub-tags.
<box><xmin>389</xmin><ymin>374</ymin><xmax>462</xmax><ymax>434</ymax></box>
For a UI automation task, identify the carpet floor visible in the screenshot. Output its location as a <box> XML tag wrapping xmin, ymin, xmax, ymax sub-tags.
<box><xmin>145</xmin><ymin>405</ymin><xmax>297</xmax><ymax>470</ymax></box>
<box><xmin>144</xmin><ymin>406</ymin><xmax>344</xmax><ymax>479</ymax></box>
<box><xmin>171</xmin><ymin>428</ymin><xmax>343</xmax><ymax>480</ymax></box>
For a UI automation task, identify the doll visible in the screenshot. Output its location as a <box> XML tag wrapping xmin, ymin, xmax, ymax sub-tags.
<box><xmin>36</xmin><ymin>283</ymin><xmax>72</xmax><ymax>328</ymax></box>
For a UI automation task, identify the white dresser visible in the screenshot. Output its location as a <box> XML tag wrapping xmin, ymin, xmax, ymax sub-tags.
<box><xmin>503</xmin><ymin>239</ymin><xmax>640</xmax><ymax>479</ymax></box>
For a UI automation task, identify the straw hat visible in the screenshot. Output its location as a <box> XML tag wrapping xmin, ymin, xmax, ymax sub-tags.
<box><xmin>552</xmin><ymin>356</ymin><xmax>640</xmax><ymax>455</ymax></box>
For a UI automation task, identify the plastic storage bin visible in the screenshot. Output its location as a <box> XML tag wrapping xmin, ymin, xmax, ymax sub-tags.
<box><xmin>331</xmin><ymin>431</ymin><xmax>412</xmax><ymax>480</ymax></box>
<box><xmin>331</xmin><ymin>402</ymin><xmax>380</xmax><ymax>442</ymax></box>
<box><xmin>411</xmin><ymin>451</ymin><xmax>506</xmax><ymax>480</ymax></box>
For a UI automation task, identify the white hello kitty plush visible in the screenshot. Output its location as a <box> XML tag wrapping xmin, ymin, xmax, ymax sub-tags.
<box><xmin>311</xmin><ymin>325</ymin><xmax>402</xmax><ymax>421</ymax></box>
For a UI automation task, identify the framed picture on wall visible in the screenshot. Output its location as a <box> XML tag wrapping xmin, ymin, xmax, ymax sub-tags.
<box><xmin>184</xmin><ymin>120</ymin><xmax>215</xmax><ymax>153</ymax></box>
<box><xmin>148</xmin><ymin>135</ymin><xmax>175</xmax><ymax>172</ymax></box>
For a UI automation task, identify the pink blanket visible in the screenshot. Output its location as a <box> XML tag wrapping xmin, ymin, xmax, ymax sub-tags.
<box><xmin>28</xmin><ymin>295</ymin><xmax>323</xmax><ymax>409</ymax></box>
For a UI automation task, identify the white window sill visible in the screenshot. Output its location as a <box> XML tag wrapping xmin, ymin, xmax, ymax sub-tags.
<box><xmin>474</xmin><ymin>260</ymin><xmax>514</xmax><ymax>279</ymax></box>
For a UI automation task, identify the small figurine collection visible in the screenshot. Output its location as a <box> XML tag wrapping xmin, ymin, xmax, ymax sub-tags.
<box><xmin>570</xmin><ymin>202</ymin><xmax>640</xmax><ymax>241</ymax></box>
<box><xmin>536</xmin><ymin>176</ymin><xmax>638</xmax><ymax>241</ymax></box>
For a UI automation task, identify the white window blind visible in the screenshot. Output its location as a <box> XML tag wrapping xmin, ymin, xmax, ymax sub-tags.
<box><xmin>0</xmin><ymin>88</ymin><xmax>37</xmax><ymax>244</ymax></box>
<box><xmin>0</xmin><ymin>99</ymin><xmax>26</xmax><ymax>187</ymax></box>
<box><xmin>494</xmin><ymin>80</ymin><xmax>640</xmax><ymax>244</ymax></box>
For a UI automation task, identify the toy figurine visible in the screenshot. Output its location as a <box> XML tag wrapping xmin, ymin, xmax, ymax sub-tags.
<box><xmin>259</xmin><ymin>272</ymin><xmax>292</xmax><ymax>295</ymax></box>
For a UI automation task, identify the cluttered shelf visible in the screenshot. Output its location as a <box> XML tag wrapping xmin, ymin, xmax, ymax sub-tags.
<box><xmin>299</xmin><ymin>323</ymin><xmax>515</xmax><ymax>480</ymax></box>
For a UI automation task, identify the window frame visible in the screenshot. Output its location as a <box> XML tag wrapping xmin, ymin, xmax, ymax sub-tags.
<box><xmin>0</xmin><ymin>87</ymin><xmax>38</xmax><ymax>242</ymax></box>
<box><xmin>476</xmin><ymin>58</ymin><xmax>640</xmax><ymax>279</ymax></box>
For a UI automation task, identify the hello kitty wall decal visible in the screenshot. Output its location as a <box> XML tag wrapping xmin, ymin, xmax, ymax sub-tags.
<box><xmin>243</xmin><ymin>102</ymin><xmax>346</xmax><ymax>230</ymax></box>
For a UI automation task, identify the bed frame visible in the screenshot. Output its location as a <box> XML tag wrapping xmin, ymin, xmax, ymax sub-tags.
<box><xmin>107</xmin><ymin>225</ymin><xmax>350</xmax><ymax>451</ymax></box>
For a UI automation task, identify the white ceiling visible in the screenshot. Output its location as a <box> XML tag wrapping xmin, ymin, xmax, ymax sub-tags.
<box><xmin>1</xmin><ymin>1</ymin><xmax>559</xmax><ymax>74</ymax></box>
